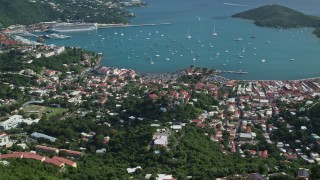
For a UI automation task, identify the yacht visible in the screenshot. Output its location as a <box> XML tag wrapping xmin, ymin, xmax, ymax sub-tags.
<box><xmin>261</xmin><ymin>59</ymin><xmax>266</xmax><ymax>63</ymax></box>
<box><xmin>234</xmin><ymin>37</ymin><xmax>243</xmax><ymax>41</ymax></box>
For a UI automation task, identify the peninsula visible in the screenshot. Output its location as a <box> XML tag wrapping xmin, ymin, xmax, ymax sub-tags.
<box><xmin>232</xmin><ymin>4</ymin><xmax>320</xmax><ymax>37</ymax></box>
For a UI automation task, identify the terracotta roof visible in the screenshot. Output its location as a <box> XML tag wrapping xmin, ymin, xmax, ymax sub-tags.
<box><xmin>0</xmin><ymin>153</ymin><xmax>22</xmax><ymax>159</ymax></box>
<box><xmin>52</xmin><ymin>156</ymin><xmax>76</xmax><ymax>167</ymax></box>
<box><xmin>35</xmin><ymin>145</ymin><xmax>59</xmax><ymax>152</ymax></box>
<box><xmin>44</xmin><ymin>158</ymin><xmax>64</xmax><ymax>167</ymax></box>
<box><xmin>60</xmin><ymin>149</ymin><xmax>82</xmax><ymax>156</ymax></box>
<box><xmin>22</xmin><ymin>152</ymin><xmax>45</xmax><ymax>161</ymax></box>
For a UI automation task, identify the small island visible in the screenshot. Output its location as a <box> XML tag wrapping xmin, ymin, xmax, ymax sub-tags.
<box><xmin>232</xmin><ymin>4</ymin><xmax>320</xmax><ymax>37</ymax></box>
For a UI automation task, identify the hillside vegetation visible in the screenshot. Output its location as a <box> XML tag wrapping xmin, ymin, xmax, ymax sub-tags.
<box><xmin>0</xmin><ymin>0</ymin><xmax>57</xmax><ymax>27</ymax></box>
<box><xmin>0</xmin><ymin>0</ymin><xmax>129</xmax><ymax>27</ymax></box>
<box><xmin>232</xmin><ymin>4</ymin><xmax>320</xmax><ymax>37</ymax></box>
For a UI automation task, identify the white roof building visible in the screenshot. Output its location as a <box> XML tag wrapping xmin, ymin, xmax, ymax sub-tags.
<box><xmin>154</xmin><ymin>135</ymin><xmax>168</xmax><ymax>146</ymax></box>
<box><xmin>0</xmin><ymin>115</ymin><xmax>40</xmax><ymax>130</ymax></box>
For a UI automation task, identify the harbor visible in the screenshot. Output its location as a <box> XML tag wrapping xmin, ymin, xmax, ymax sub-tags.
<box><xmin>13</xmin><ymin>0</ymin><xmax>320</xmax><ymax>80</ymax></box>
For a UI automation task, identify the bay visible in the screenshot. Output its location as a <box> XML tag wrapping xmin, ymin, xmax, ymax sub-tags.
<box><xmin>43</xmin><ymin>0</ymin><xmax>320</xmax><ymax>80</ymax></box>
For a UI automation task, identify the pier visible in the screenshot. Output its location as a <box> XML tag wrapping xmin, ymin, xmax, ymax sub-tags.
<box><xmin>97</xmin><ymin>22</ymin><xmax>172</xmax><ymax>29</ymax></box>
<box><xmin>218</xmin><ymin>70</ymin><xmax>249</xmax><ymax>74</ymax></box>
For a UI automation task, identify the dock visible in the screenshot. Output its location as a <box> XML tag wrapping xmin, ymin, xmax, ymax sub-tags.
<box><xmin>218</xmin><ymin>70</ymin><xmax>249</xmax><ymax>74</ymax></box>
<box><xmin>97</xmin><ymin>22</ymin><xmax>172</xmax><ymax>29</ymax></box>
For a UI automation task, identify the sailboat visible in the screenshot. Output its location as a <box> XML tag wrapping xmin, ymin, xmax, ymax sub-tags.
<box><xmin>212</xmin><ymin>25</ymin><xmax>218</xmax><ymax>36</ymax></box>
<box><xmin>150</xmin><ymin>59</ymin><xmax>155</xmax><ymax>65</ymax></box>
<box><xmin>187</xmin><ymin>29</ymin><xmax>192</xmax><ymax>39</ymax></box>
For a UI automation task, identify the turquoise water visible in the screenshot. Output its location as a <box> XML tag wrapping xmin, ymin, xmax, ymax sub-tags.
<box><xmin>43</xmin><ymin>0</ymin><xmax>320</xmax><ymax>80</ymax></box>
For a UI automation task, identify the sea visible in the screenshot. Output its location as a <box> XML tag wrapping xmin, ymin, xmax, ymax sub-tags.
<box><xmin>39</xmin><ymin>0</ymin><xmax>320</xmax><ymax>80</ymax></box>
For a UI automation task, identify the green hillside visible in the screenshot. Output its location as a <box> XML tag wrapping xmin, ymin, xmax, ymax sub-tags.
<box><xmin>0</xmin><ymin>0</ymin><xmax>57</xmax><ymax>27</ymax></box>
<box><xmin>232</xmin><ymin>4</ymin><xmax>320</xmax><ymax>37</ymax></box>
<box><xmin>0</xmin><ymin>0</ymin><xmax>129</xmax><ymax>28</ymax></box>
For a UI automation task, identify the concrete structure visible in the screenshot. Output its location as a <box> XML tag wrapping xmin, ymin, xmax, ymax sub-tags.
<box><xmin>31</xmin><ymin>132</ymin><xmax>57</xmax><ymax>142</ymax></box>
<box><xmin>0</xmin><ymin>115</ymin><xmax>40</xmax><ymax>130</ymax></box>
<box><xmin>0</xmin><ymin>132</ymin><xmax>9</xmax><ymax>147</ymax></box>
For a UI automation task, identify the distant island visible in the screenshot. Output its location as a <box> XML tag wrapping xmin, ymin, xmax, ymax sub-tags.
<box><xmin>232</xmin><ymin>4</ymin><xmax>320</xmax><ymax>37</ymax></box>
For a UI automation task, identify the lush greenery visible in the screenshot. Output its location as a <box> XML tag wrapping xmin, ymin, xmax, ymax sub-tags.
<box><xmin>232</xmin><ymin>4</ymin><xmax>320</xmax><ymax>37</ymax></box>
<box><xmin>0</xmin><ymin>47</ymin><xmax>97</xmax><ymax>74</ymax></box>
<box><xmin>0</xmin><ymin>0</ymin><xmax>131</xmax><ymax>27</ymax></box>
<box><xmin>0</xmin><ymin>0</ymin><xmax>57</xmax><ymax>27</ymax></box>
<box><xmin>0</xmin><ymin>159</ymin><xmax>62</xmax><ymax>180</ymax></box>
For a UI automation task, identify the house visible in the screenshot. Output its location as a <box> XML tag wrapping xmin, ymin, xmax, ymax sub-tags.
<box><xmin>156</xmin><ymin>174</ymin><xmax>177</xmax><ymax>180</ymax></box>
<box><xmin>21</xmin><ymin>152</ymin><xmax>45</xmax><ymax>162</ymax></box>
<box><xmin>52</xmin><ymin>156</ymin><xmax>77</xmax><ymax>168</ymax></box>
<box><xmin>35</xmin><ymin>145</ymin><xmax>59</xmax><ymax>154</ymax></box>
<box><xmin>127</xmin><ymin>166</ymin><xmax>142</xmax><ymax>173</ymax></box>
<box><xmin>44</xmin><ymin>158</ymin><xmax>65</xmax><ymax>168</ymax></box>
<box><xmin>96</xmin><ymin>148</ymin><xmax>107</xmax><ymax>154</ymax></box>
<box><xmin>59</xmin><ymin>149</ymin><xmax>83</xmax><ymax>158</ymax></box>
<box><xmin>297</xmin><ymin>168</ymin><xmax>309</xmax><ymax>180</ymax></box>
<box><xmin>0</xmin><ymin>132</ymin><xmax>9</xmax><ymax>147</ymax></box>
<box><xmin>247</xmin><ymin>173</ymin><xmax>264</xmax><ymax>180</ymax></box>
<box><xmin>31</xmin><ymin>132</ymin><xmax>57</xmax><ymax>142</ymax></box>
<box><xmin>239</xmin><ymin>133</ymin><xmax>252</xmax><ymax>141</ymax></box>
<box><xmin>0</xmin><ymin>115</ymin><xmax>40</xmax><ymax>130</ymax></box>
<box><xmin>0</xmin><ymin>153</ymin><xmax>23</xmax><ymax>159</ymax></box>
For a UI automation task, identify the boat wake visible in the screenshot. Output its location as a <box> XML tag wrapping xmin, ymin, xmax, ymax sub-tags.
<box><xmin>223</xmin><ymin>2</ymin><xmax>250</xmax><ymax>7</ymax></box>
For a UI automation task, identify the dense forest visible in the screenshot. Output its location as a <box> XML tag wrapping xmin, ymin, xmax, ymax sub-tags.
<box><xmin>232</xmin><ymin>4</ymin><xmax>320</xmax><ymax>37</ymax></box>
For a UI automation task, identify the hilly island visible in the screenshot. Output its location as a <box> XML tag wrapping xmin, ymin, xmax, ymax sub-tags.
<box><xmin>232</xmin><ymin>4</ymin><xmax>320</xmax><ymax>37</ymax></box>
<box><xmin>2</xmin><ymin>1</ymin><xmax>320</xmax><ymax>179</ymax></box>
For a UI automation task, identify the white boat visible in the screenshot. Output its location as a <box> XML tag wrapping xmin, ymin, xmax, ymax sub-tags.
<box><xmin>212</xmin><ymin>25</ymin><xmax>218</xmax><ymax>36</ymax></box>
<box><xmin>165</xmin><ymin>58</ymin><xmax>170</xmax><ymax>61</ymax></box>
<box><xmin>47</xmin><ymin>33</ymin><xmax>71</xmax><ymax>39</ymax></box>
<box><xmin>120</xmin><ymin>30</ymin><xmax>124</xmax><ymax>36</ymax></box>
<box><xmin>261</xmin><ymin>59</ymin><xmax>266</xmax><ymax>63</ymax></box>
<box><xmin>150</xmin><ymin>59</ymin><xmax>155</xmax><ymax>64</ymax></box>
<box><xmin>234</xmin><ymin>37</ymin><xmax>243</xmax><ymax>41</ymax></box>
<box><xmin>187</xmin><ymin>29</ymin><xmax>192</xmax><ymax>39</ymax></box>
<box><xmin>290</xmin><ymin>58</ymin><xmax>295</xmax><ymax>61</ymax></box>
<box><xmin>155</xmin><ymin>54</ymin><xmax>160</xmax><ymax>57</ymax></box>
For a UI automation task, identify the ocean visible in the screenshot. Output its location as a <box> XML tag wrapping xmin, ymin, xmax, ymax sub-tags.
<box><xmin>42</xmin><ymin>0</ymin><xmax>320</xmax><ymax>80</ymax></box>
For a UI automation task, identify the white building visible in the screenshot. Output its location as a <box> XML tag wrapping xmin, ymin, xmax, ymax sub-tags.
<box><xmin>54</xmin><ymin>46</ymin><xmax>65</xmax><ymax>55</ymax></box>
<box><xmin>0</xmin><ymin>115</ymin><xmax>40</xmax><ymax>130</ymax></box>
<box><xmin>0</xmin><ymin>132</ymin><xmax>9</xmax><ymax>147</ymax></box>
<box><xmin>43</xmin><ymin>51</ymin><xmax>55</xmax><ymax>58</ymax></box>
<box><xmin>154</xmin><ymin>135</ymin><xmax>168</xmax><ymax>146</ymax></box>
